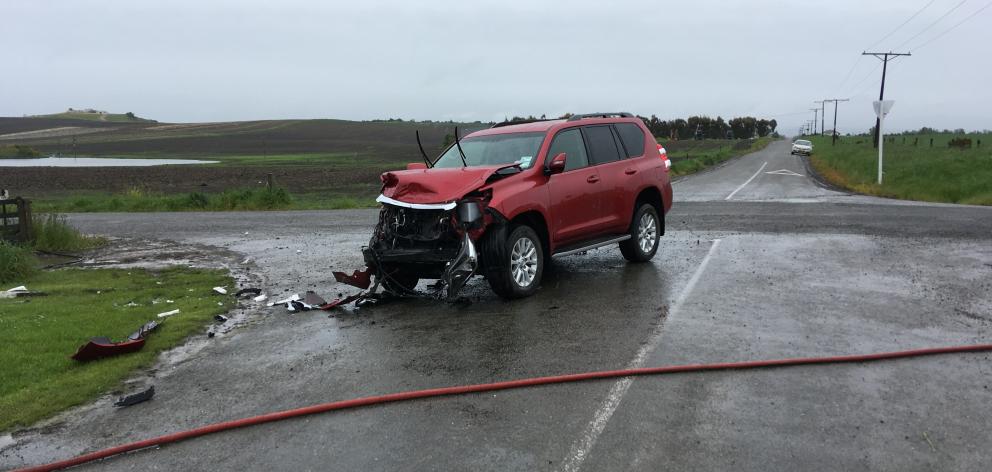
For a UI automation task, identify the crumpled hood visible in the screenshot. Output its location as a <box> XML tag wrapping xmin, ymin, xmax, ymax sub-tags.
<box><xmin>380</xmin><ymin>166</ymin><xmax>504</xmax><ymax>204</ymax></box>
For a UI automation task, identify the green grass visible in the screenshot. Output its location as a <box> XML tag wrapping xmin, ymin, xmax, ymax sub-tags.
<box><xmin>0</xmin><ymin>267</ymin><xmax>234</xmax><ymax>431</ymax></box>
<box><xmin>808</xmin><ymin>134</ymin><xmax>992</xmax><ymax>205</ymax></box>
<box><xmin>661</xmin><ymin>137</ymin><xmax>775</xmax><ymax>176</ymax></box>
<box><xmin>0</xmin><ymin>241</ymin><xmax>37</xmax><ymax>284</ymax></box>
<box><xmin>33</xmin><ymin>187</ymin><xmax>297</xmax><ymax>213</ymax></box>
<box><xmin>0</xmin><ymin>144</ymin><xmax>42</xmax><ymax>158</ymax></box>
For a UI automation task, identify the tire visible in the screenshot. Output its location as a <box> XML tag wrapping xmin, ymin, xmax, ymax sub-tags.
<box><xmin>619</xmin><ymin>203</ymin><xmax>661</xmax><ymax>262</ymax></box>
<box><xmin>378</xmin><ymin>265</ymin><xmax>419</xmax><ymax>295</ymax></box>
<box><xmin>481</xmin><ymin>224</ymin><xmax>544</xmax><ymax>299</ymax></box>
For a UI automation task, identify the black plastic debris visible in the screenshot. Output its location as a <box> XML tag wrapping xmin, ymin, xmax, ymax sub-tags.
<box><xmin>214</xmin><ymin>314</ymin><xmax>228</xmax><ymax>323</ymax></box>
<box><xmin>234</xmin><ymin>287</ymin><xmax>262</xmax><ymax>299</ymax></box>
<box><xmin>115</xmin><ymin>386</ymin><xmax>155</xmax><ymax>407</ymax></box>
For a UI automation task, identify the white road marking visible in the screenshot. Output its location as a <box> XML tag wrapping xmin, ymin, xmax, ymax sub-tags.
<box><xmin>558</xmin><ymin>239</ymin><xmax>723</xmax><ymax>472</ymax></box>
<box><xmin>725</xmin><ymin>161</ymin><xmax>768</xmax><ymax>200</ymax></box>
<box><xmin>765</xmin><ymin>169</ymin><xmax>804</xmax><ymax>176</ymax></box>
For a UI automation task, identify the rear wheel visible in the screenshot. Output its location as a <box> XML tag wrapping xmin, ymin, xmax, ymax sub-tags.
<box><xmin>619</xmin><ymin>203</ymin><xmax>660</xmax><ymax>262</ymax></box>
<box><xmin>481</xmin><ymin>225</ymin><xmax>544</xmax><ymax>298</ymax></box>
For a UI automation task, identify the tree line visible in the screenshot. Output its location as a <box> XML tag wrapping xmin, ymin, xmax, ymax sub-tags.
<box><xmin>498</xmin><ymin>114</ymin><xmax>777</xmax><ymax>140</ymax></box>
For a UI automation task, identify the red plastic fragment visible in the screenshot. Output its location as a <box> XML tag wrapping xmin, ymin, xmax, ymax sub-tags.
<box><xmin>319</xmin><ymin>294</ymin><xmax>362</xmax><ymax>310</ymax></box>
<box><xmin>333</xmin><ymin>268</ymin><xmax>372</xmax><ymax>289</ymax></box>
<box><xmin>71</xmin><ymin>338</ymin><xmax>147</xmax><ymax>361</ymax></box>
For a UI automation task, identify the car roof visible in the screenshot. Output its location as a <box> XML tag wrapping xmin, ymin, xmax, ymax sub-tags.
<box><xmin>468</xmin><ymin>116</ymin><xmax>644</xmax><ymax>138</ymax></box>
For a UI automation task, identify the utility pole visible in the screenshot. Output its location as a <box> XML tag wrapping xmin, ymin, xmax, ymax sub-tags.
<box><xmin>862</xmin><ymin>51</ymin><xmax>910</xmax><ymax>147</ymax></box>
<box><xmin>814</xmin><ymin>101</ymin><xmax>827</xmax><ymax>136</ymax></box>
<box><xmin>809</xmin><ymin>108</ymin><xmax>819</xmax><ymax>135</ymax></box>
<box><xmin>822</xmin><ymin>98</ymin><xmax>850</xmax><ymax>145</ymax></box>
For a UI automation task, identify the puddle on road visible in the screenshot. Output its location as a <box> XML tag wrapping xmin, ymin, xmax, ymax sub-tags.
<box><xmin>0</xmin><ymin>157</ymin><xmax>218</xmax><ymax>167</ymax></box>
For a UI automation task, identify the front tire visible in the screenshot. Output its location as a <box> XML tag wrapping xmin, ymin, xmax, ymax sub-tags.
<box><xmin>481</xmin><ymin>225</ymin><xmax>544</xmax><ymax>298</ymax></box>
<box><xmin>619</xmin><ymin>203</ymin><xmax>661</xmax><ymax>262</ymax></box>
<box><xmin>377</xmin><ymin>265</ymin><xmax>419</xmax><ymax>295</ymax></box>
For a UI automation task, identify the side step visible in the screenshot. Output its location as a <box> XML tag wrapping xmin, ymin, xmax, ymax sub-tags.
<box><xmin>552</xmin><ymin>234</ymin><xmax>630</xmax><ymax>257</ymax></box>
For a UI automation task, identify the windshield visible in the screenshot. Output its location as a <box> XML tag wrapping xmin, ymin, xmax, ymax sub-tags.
<box><xmin>433</xmin><ymin>132</ymin><xmax>545</xmax><ymax>169</ymax></box>
<box><xmin>795</xmin><ymin>140</ymin><xmax>811</xmax><ymax>146</ymax></box>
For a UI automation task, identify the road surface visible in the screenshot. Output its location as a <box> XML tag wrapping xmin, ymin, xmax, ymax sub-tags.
<box><xmin>3</xmin><ymin>140</ymin><xmax>992</xmax><ymax>471</ymax></box>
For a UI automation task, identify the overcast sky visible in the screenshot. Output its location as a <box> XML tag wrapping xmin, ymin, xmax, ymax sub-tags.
<box><xmin>3</xmin><ymin>0</ymin><xmax>990</xmax><ymax>134</ymax></box>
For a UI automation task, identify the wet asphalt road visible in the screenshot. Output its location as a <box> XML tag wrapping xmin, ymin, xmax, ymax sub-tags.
<box><xmin>4</xmin><ymin>140</ymin><xmax>992</xmax><ymax>471</ymax></box>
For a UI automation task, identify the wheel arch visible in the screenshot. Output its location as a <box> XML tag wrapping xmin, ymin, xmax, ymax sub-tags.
<box><xmin>633</xmin><ymin>186</ymin><xmax>665</xmax><ymax>235</ymax></box>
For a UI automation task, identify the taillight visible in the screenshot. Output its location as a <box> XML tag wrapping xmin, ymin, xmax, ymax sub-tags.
<box><xmin>657</xmin><ymin>144</ymin><xmax>671</xmax><ymax>171</ymax></box>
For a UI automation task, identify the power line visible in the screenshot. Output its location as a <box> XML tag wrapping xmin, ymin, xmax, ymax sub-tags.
<box><xmin>910</xmin><ymin>1</ymin><xmax>992</xmax><ymax>51</ymax></box>
<box><xmin>862</xmin><ymin>51</ymin><xmax>912</xmax><ymax>147</ymax></box>
<box><xmin>864</xmin><ymin>0</ymin><xmax>937</xmax><ymax>50</ymax></box>
<box><xmin>845</xmin><ymin>61</ymin><xmax>883</xmax><ymax>95</ymax></box>
<box><xmin>894</xmin><ymin>0</ymin><xmax>968</xmax><ymax>50</ymax></box>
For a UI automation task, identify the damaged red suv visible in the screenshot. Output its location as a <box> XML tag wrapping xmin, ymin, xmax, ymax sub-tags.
<box><xmin>364</xmin><ymin>112</ymin><xmax>673</xmax><ymax>299</ymax></box>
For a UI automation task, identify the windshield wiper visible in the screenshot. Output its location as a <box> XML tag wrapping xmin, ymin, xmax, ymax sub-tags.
<box><xmin>415</xmin><ymin>130</ymin><xmax>433</xmax><ymax>168</ymax></box>
<box><xmin>453</xmin><ymin>126</ymin><xmax>469</xmax><ymax>167</ymax></box>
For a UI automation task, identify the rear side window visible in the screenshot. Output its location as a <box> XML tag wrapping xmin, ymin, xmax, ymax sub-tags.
<box><xmin>582</xmin><ymin>126</ymin><xmax>622</xmax><ymax>165</ymax></box>
<box><xmin>614</xmin><ymin>123</ymin><xmax>645</xmax><ymax>157</ymax></box>
<box><xmin>547</xmin><ymin>128</ymin><xmax>589</xmax><ymax>172</ymax></box>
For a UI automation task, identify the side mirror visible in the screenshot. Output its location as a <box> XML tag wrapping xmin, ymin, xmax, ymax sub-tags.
<box><xmin>406</xmin><ymin>162</ymin><xmax>428</xmax><ymax>170</ymax></box>
<box><xmin>546</xmin><ymin>152</ymin><xmax>567</xmax><ymax>175</ymax></box>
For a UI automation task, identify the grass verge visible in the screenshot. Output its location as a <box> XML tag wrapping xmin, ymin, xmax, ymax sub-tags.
<box><xmin>807</xmin><ymin>134</ymin><xmax>992</xmax><ymax>205</ymax></box>
<box><xmin>661</xmin><ymin>137</ymin><xmax>775</xmax><ymax>176</ymax></box>
<box><xmin>0</xmin><ymin>241</ymin><xmax>37</xmax><ymax>284</ymax></box>
<box><xmin>0</xmin><ymin>267</ymin><xmax>234</xmax><ymax>431</ymax></box>
<box><xmin>33</xmin><ymin>187</ymin><xmax>296</xmax><ymax>213</ymax></box>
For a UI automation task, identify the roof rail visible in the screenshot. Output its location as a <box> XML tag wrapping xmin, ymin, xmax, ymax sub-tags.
<box><xmin>490</xmin><ymin>118</ymin><xmax>555</xmax><ymax>128</ymax></box>
<box><xmin>567</xmin><ymin>112</ymin><xmax>633</xmax><ymax>121</ymax></box>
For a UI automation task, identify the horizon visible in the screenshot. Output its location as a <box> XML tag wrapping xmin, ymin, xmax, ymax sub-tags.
<box><xmin>3</xmin><ymin>0</ymin><xmax>989</xmax><ymax>135</ymax></box>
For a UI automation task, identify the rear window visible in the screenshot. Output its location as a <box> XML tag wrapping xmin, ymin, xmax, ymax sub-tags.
<box><xmin>582</xmin><ymin>126</ymin><xmax>622</xmax><ymax>165</ymax></box>
<box><xmin>614</xmin><ymin>123</ymin><xmax>645</xmax><ymax>157</ymax></box>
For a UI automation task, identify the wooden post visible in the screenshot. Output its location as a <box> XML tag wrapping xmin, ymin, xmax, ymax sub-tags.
<box><xmin>18</xmin><ymin>198</ymin><xmax>32</xmax><ymax>242</ymax></box>
<box><xmin>266</xmin><ymin>173</ymin><xmax>274</xmax><ymax>191</ymax></box>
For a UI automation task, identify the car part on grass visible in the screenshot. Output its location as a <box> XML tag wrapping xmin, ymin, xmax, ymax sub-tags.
<box><xmin>156</xmin><ymin>309</ymin><xmax>180</xmax><ymax>318</ymax></box>
<box><xmin>23</xmin><ymin>343</ymin><xmax>992</xmax><ymax>472</ymax></box>
<box><xmin>212</xmin><ymin>287</ymin><xmax>227</xmax><ymax>295</ymax></box>
<box><xmin>71</xmin><ymin>321</ymin><xmax>160</xmax><ymax>362</ymax></box>
<box><xmin>214</xmin><ymin>315</ymin><xmax>228</xmax><ymax>323</ymax></box>
<box><xmin>1</xmin><ymin>286</ymin><xmax>47</xmax><ymax>299</ymax></box>
<box><xmin>114</xmin><ymin>386</ymin><xmax>154</xmax><ymax>408</ymax></box>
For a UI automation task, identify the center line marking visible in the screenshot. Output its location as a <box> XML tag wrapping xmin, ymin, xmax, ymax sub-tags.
<box><xmin>558</xmin><ymin>238</ymin><xmax>723</xmax><ymax>472</ymax></box>
<box><xmin>725</xmin><ymin>161</ymin><xmax>768</xmax><ymax>200</ymax></box>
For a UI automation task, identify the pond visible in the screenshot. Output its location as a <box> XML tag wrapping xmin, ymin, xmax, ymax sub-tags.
<box><xmin>0</xmin><ymin>157</ymin><xmax>218</xmax><ymax>167</ymax></box>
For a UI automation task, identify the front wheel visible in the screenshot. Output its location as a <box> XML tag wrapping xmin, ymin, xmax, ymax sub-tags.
<box><xmin>481</xmin><ymin>225</ymin><xmax>544</xmax><ymax>299</ymax></box>
<box><xmin>619</xmin><ymin>203</ymin><xmax>660</xmax><ymax>262</ymax></box>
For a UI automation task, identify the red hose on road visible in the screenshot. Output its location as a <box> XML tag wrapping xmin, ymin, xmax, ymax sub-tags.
<box><xmin>16</xmin><ymin>343</ymin><xmax>992</xmax><ymax>472</ymax></box>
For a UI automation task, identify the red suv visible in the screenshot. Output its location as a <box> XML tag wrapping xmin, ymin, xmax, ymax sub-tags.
<box><xmin>362</xmin><ymin>113</ymin><xmax>673</xmax><ymax>299</ymax></box>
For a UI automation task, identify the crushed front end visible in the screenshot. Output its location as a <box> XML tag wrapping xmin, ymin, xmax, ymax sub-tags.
<box><xmin>362</xmin><ymin>195</ymin><xmax>491</xmax><ymax>299</ymax></box>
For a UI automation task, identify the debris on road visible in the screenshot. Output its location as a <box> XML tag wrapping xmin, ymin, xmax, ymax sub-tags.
<box><xmin>253</xmin><ymin>294</ymin><xmax>267</xmax><ymax>302</ymax></box>
<box><xmin>303</xmin><ymin>291</ymin><xmax>326</xmax><ymax>306</ymax></box>
<box><xmin>212</xmin><ymin>287</ymin><xmax>228</xmax><ymax>295</ymax></box>
<box><xmin>156</xmin><ymin>309</ymin><xmax>180</xmax><ymax>318</ymax></box>
<box><xmin>234</xmin><ymin>287</ymin><xmax>262</xmax><ymax>298</ymax></box>
<box><xmin>333</xmin><ymin>269</ymin><xmax>372</xmax><ymax>289</ymax></box>
<box><xmin>114</xmin><ymin>386</ymin><xmax>155</xmax><ymax>407</ymax></box>
<box><xmin>214</xmin><ymin>314</ymin><xmax>228</xmax><ymax>323</ymax></box>
<box><xmin>71</xmin><ymin>321</ymin><xmax>160</xmax><ymax>361</ymax></box>
<box><xmin>267</xmin><ymin>293</ymin><xmax>300</xmax><ymax>307</ymax></box>
<box><xmin>319</xmin><ymin>294</ymin><xmax>362</xmax><ymax>310</ymax></box>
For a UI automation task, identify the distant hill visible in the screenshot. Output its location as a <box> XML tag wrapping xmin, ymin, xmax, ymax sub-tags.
<box><xmin>35</xmin><ymin>109</ymin><xmax>156</xmax><ymax>123</ymax></box>
<box><xmin>0</xmin><ymin>116</ymin><xmax>482</xmax><ymax>163</ymax></box>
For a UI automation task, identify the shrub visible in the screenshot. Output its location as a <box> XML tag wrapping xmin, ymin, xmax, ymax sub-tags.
<box><xmin>0</xmin><ymin>241</ymin><xmax>36</xmax><ymax>284</ymax></box>
<box><xmin>31</xmin><ymin>214</ymin><xmax>102</xmax><ymax>252</ymax></box>
<box><xmin>948</xmin><ymin>137</ymin><xmax>972</xmax><ymax>149</ymax></box>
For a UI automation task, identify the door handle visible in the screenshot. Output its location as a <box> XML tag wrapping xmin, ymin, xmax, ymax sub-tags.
<box><xmin>586</xmin><ymin>175</ymin><xmax>600</xmax><ymax>183</ymax></box>
<box><xmin>624</xmin><ymin>168</ymin><xmax>637</xmax><ymax>175</ymax></box>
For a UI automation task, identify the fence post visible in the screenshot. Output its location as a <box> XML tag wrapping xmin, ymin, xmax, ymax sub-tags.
<box><xmin>266</xmin><ymin>173</ymin><xmax>274</xmax><ymax>191</ymax></box>
<box><xmin>929</xmin><ymin>138</ymin><xmax>933</xmax><ymax>147</ymax></box>
<box><xmin>18</xmin><ymin>198</ymin><xmax>32</xmax><ymax>242</ymax></box>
